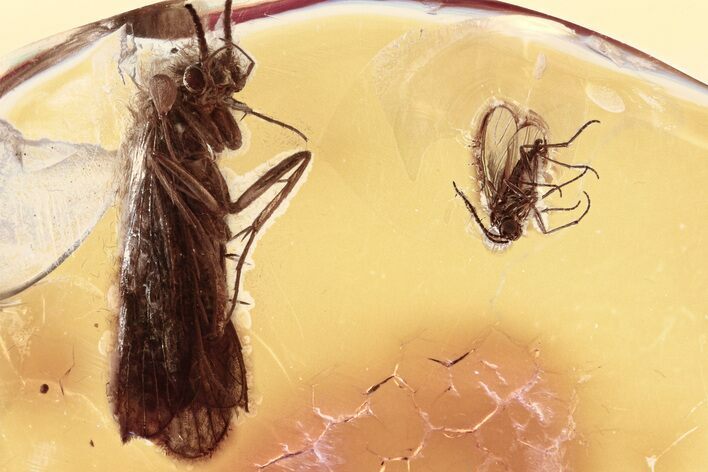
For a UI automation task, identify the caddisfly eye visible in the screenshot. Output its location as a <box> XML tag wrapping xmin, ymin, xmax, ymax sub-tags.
<box><xmin>207</xmin><ymin>49</ymin><xmax>238</xmax><ymax>87</ymax></box>
<box><xmin>231</xmin><ymin>65</ymin><xmax>249</xmax><ymax>92</ymax></box>
<box><xmin>211</xmin><ymin>66</ymin><xmax>228</xmax><ymax>86</ymax></box>
<box><xmin>230</xmin><ymin>65</ymin><xmax>242</xmax><ymax>82</ymax></box>
<box><xmin>183</xmin><ymin>65</ymin><xmax>206</xmax><ymax>94</ymax></box>
<box><xmin>534</xmin><ymin>138</ymin><xmax>544</xmax><ymax>147</ymax></box>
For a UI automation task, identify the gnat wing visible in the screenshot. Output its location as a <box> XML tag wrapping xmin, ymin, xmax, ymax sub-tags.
<box><xmin>0</xmin><ymin>120</ymin><xmax>118</xmax><ymax>299</ymax></box>
<box><xmin>507</xmin><ymin>121</ymin><xmax>546</xmax><ymax>177</ymax></box>
<box><xmin>478</xmin><ymin>104</ymin><xmax>519</xmax><ymax>204</ymax></box>
<box><xmin>509</xmin><ymin>115</ymin><xmax>546</xmax><ymax>182</ymax></box>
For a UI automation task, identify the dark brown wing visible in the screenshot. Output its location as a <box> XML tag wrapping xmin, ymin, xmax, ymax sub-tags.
<box><xmin>112</xmin><ymin>118</ymin><xmax>246</xmax><ymax>458</ymax></box>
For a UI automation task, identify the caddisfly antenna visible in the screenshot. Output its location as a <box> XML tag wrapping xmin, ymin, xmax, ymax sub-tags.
<box><xmin>185</xmin><ymin>4</ymin><xmax>209</xmax><ymax>62</ymax></box>
<box><xmin>224</xmin><ymin>0</ymin><xmax>233</xmax><ymax>52</ymax></box>
<box><xmin>211</xmin><ymin>1</ymin><xmax>255</xmax><ymax>75</ymax></box>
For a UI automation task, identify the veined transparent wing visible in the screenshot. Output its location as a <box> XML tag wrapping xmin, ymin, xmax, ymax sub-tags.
<box><xmin>507</xmin><ymin>119</ymin><xmax>547</xmax><ymax>178</ymax></box>
<box><xmin>478</xmin><ymin>104</ymin><xmax>518</xmax><ymax>204</ymax></box>
<box><xmin>478</xmin><ymin>103</ymin><xmax>548</xmax><ymax>204</ymax></box>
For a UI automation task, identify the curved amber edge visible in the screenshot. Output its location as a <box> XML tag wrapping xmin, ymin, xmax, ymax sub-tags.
<box><xmin>0</xmin><ymin>0</ymin><xmax>705</xmax><ymax>100</ymax></box>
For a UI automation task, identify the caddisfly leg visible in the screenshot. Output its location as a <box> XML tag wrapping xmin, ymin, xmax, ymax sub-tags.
<box><xmin>226</xmin><ymin>98</ymin><xmax>308</xmax><ymax>141</ymax></box>
<box><xmin>227</xmin><ymin>151</ymin><xmax>311</xmax><ymax>317</ymax></box>
<box><xmin>534</xmin><ymin>191</ymin><xmax>591</xmax><ymax>234</ymax></box>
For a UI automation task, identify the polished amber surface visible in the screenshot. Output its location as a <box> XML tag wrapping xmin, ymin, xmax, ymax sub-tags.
<box><xmin>0</xmin><ymin>1</ymin><xmax>707</xmax><ymax>471</ymax></box>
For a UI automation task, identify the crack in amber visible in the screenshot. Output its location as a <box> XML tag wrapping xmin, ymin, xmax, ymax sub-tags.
<box><xmin>256</xmin><ymin>330</ymin><xmax>577</xmax><ymax>471</ymax></box>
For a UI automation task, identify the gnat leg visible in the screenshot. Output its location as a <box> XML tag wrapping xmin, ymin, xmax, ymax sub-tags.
<box><xmin>452</xmin><ymin>182</ymin><xmax>509</xmax><ymax>244</ymax></box>
<box><xmin>518</xmin><ymin>180</ymin><xmax>564</xmax><ymax>198</ymax></box>
<box><xmin>520</xmin><ymin>120</ymin><xmax>600</xmax><ymax>154</ymax></box>
<box><xmin>227</xmin><ymin>151</ymin><xmax>311</xmax><ymax>318</ymax></box>
<box><xmin>521</xmin><ymin>120</ymin><xmax>600</xmax><ymax>199</ymax></box>
<box><xmin>541</xmin><ymin>199</ymin><xmax>581</xmax><ymax>213</ymax></box>
<box><xmin>534</xmin><ymin>191</ymin><xmax>592</xmax><ymax>235</ymax></box>
<box><xmin>539</xmin><ymin>163</ymin><xmax>598</xmax><ymax>199</ymax></box>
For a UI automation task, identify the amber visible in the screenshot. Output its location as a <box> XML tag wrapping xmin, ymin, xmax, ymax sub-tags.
<box><xmin>0</xmin><ymin>1</ymin><xmax>707</xmax><ymax>471</ymax></box>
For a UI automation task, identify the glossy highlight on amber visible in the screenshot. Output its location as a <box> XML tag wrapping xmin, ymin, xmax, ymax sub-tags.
<box><xmin>0</xmin><ymin>0</ymin><xmax>707</xmax><ymax>470</ymax></box>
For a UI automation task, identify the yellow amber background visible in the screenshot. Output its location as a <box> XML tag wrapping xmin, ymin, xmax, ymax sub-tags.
<box><xmin>1</xmin><ymin>2</ymin><xmax>707</xmax><ymax>471</ymax></box>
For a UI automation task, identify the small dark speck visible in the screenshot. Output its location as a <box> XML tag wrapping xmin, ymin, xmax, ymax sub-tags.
<box><xmin>40</xmin><ymin>384</ymin><xmax>49</xmax><ymax>394</ymax></box>
<box><xmin>89</xmin><ymin>439</ymin><xmax>95</xmax><ymax>447</ymax></box>
<box><xmin>94</xmin><ymin>323</ymin><xmax>99</xmax><ymax>328</ymax></box>
<box><xmin>171</xmin><ymin>47</ymin><xmax>179</xmax><ymax>54</ymax></box>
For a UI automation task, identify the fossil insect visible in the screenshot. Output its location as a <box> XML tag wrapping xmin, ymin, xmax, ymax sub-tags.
<box><xmin>117</xmin><ymin>1</ymin><xmax>312</xmax><ymax>458</ymax></box>
<box><xmin>454</xmin><ymin>102</ymin><xmax>599</xmax><ymax>245</ymax></box>
<box><xmin>0</xmin><ymin>0</ymin><xmax>311</xmax><ymax>459</ymax></box>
